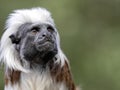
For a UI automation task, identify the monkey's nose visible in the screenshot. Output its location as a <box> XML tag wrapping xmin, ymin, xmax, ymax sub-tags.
<box><xmin>41</xmin><ymin>32</ymin><xmax>51</xmax><ymax>41</ymax></box>
<box><xmin>42</xmin><ymin>33</ymin><xmax>47</xmax><ymax>37</ymax></box>
<box><xmin>37</xmin><ymin>32</ymin><xmax>51</xmax><ymax>42</ymax></box>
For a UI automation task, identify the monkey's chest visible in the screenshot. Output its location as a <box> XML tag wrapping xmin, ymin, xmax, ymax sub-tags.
<box><xmin>6</xmin><ymin>72</ymin><xmax>67</xmax><ymax>90</ymax></box>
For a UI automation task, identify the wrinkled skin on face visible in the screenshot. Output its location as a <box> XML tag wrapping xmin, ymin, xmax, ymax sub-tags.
<box><xmin>9</xmin><ymin>23</ymin><xmax>58</xmax><ymax>65</ymax></box>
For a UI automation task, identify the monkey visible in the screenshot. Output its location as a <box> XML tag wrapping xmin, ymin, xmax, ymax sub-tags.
<box><xmin>0</xmin><ymin>7</ymin><xmax>77</xmax><ymax>90</ymax></box>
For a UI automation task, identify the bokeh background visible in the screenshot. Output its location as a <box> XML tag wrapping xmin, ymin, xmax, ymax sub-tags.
<box><xmin>0</xmin><ymin>0</ymin><xmax>120</xmax><ymax>90</ymax></box>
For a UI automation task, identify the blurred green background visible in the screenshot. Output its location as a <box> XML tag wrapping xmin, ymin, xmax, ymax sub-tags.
<box><xmin>0</xmin><ymin>0</ymin><xmax>120</xmax><ymax>90</ymax></box>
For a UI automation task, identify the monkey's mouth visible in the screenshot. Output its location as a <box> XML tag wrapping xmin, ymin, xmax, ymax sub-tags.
<box><xmin>36</xmin><ymin>40</ymin><xmax>55</xmax><ymax>52</ymax></box>
<box><xmin>36</xmin><ymin>40</ymin><xmax>57</xmax><ymax>56</ymax></box>
<box><xmin>29</xmin><ymin>40</ymin><xmax>58</xmax><ymax>64</ymax></box>
<box><xmin>22</xmin><ymin>40</ymin><xmax>58</xmax><ymax>65</ymax></box>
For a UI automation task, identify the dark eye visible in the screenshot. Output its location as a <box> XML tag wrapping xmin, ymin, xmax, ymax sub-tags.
<box><xmin>31</xmin><ymin>27</ymin><xmax>40</xmax><ymax>34</ymax></box>
<box><xmin>47</xmin><ymin>26</ymin><xmax>54</xmax><ymax>32</ymax></box>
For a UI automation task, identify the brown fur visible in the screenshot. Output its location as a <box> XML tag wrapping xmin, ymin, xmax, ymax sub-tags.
<box><xmin>50</xmin><ymin>61</ymin><xmax>76</xmax><ymax>90</ymax></box>
<box><xmin>5</xmin><ymin>69</ymin><xmax>21</xmax><ymax>85</ymax></box>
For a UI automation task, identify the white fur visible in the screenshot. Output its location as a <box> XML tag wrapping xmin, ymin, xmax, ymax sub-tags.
<box><xmin>0</xmin><ymin>7</ymin><xmax>67</xmax><ymax>72</ymax></box>
<box><xmin>5</xmin><ymin>70</ymin><xmax>68</xmax><ymax>90</ymax></box>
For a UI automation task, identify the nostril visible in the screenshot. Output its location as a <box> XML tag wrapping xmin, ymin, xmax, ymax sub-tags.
<box><xmin>42</xmin><ymin>33</ymin><xmax>46</xmax><ymax>37</ymax></box>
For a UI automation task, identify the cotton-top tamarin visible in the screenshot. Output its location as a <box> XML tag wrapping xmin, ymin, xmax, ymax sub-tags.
<box><xmin>0</xmin><ymin>7</ymin><xmax>77</xmax><ymax>90</ymax></box>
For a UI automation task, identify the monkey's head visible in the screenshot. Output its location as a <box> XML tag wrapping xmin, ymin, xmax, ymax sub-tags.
<box><xmin>9</xmin><ymin>22</ymin><xmax>58</xmax><ymax>65</ymax></box>
<box><xmin>0</xmin><ymin>8</ymin><xmax>66</xmax><ymax>71</ymax></box>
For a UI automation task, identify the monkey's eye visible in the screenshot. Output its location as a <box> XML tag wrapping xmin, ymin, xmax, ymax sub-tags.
<box><xmin>31</xmin><ymin>27</ymin><xmax>40</xmax><ymax>34</ymax></box>
<box><xmin>47</xmin><ymin>26</ymin><xmax>54</xmax><ymax>32</ymax></box>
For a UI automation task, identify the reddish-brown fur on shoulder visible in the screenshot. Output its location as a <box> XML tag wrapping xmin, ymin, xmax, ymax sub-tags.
<box><xmin>50</xmin><ymin>61</ymin><xmax>76</xmax><ymax>90</ymax></box>
<box><xmin>5</xmin><ymin>69</ymin><xmax>21</xmax><ymax>85</ymax></box>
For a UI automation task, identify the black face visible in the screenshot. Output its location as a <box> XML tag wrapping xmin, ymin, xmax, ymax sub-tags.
<box><xmin>9</xmin><ymin>23</ymin><xmax>58</xmax><ymax>65</ymax></box>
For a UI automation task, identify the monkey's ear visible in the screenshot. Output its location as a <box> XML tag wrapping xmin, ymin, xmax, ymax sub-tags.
<box><xmin>9</xmin><ymin>34</ymin><xmax>20</xmax><ymax>44</ymax></box>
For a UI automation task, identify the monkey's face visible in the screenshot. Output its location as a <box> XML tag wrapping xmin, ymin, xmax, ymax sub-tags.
<box><xmin>9</xmin><ymin>23</ymin><xmax>58</xmax><ymax>65</ymax></box>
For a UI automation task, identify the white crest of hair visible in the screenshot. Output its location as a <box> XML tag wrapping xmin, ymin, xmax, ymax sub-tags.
<box><xmin>0</xmin><ymin>7</ymin><xmax>67</xmax><ymax>72</ymax></box>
